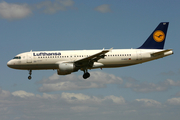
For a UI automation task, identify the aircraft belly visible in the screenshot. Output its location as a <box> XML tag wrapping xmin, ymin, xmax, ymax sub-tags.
<box><xmin>102</xmin><ymin>63</ymin><xmax>137</xmax><ymax>68</ymax></box>
<box><xmin>99</xmin><ymin>58</ymin><xmax>138</xmax><ymax>68</ymax></box>
<box><xmin>9</xmin><ymin>64</ymin><xmax>58</xmax><ymax>70</ymax></box>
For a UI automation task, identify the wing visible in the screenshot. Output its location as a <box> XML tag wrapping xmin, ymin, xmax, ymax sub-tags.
<box><xmin>74</xmin><ymin>48</ymin><xmax>113</xmax><ymax>69</ymax></box>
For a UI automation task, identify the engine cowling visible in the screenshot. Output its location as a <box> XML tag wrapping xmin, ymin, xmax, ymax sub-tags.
<box><xmin>57</xmin><ymin>63</ymin><xmax>75</xmax><ymax>75</ymax></box>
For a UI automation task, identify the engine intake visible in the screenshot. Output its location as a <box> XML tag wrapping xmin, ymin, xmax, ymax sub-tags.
<box><xmin>57</xmin><ymin>63</ymin><xmax>75</xmax><ymax>75</ymax></box>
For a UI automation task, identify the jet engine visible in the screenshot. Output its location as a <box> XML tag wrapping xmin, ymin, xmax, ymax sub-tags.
<box><xmin>57</xmin><ymin>63</ymin><xmax>75</xmax><ymax>75</ymax></box>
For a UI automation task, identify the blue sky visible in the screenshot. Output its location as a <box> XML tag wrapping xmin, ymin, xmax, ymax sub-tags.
<box><xmin>1</xmin><ymin>0</ymin><xmax>180</xmax><ymax>120</ymax></box>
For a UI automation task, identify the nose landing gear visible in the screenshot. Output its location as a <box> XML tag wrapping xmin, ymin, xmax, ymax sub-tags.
<box><xmin>28</xmin><ymin>70</ymin><xmax>32</xmax><ymax>80</ymax></box>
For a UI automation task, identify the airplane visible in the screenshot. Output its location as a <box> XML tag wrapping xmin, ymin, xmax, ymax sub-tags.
<box><xmin>7</xmin><ymin>22</ymin><xmax>173</xmax><ymax>80</ymax></box>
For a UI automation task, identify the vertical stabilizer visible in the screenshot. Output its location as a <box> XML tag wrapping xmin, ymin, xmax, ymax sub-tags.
<box><xmin>138</xmin><ymin>22</ymin><xmax>169</xmax><ymax>49</ymax></box>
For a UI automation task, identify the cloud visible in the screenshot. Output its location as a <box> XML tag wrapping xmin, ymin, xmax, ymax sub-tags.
<box><xmin>0</xmin><ymin>88</ymin><xmax>11</xmax><ymax>99</ymax></box>
<box><xmin>167</xmin><ymin>97</ymin><xmax>180</xmax><ymax>105</ymax></box>
<box><xmin>135</xmin><ymin>99</ymin><xmax>162</xmax><ymax>107</ymax></box>
<box><xmin>125</xmin><ymin>82</ymin><xmax>168</xmax><ymax>93</ymax></box>
<box><xmin>94</xmin><ymin>4</ymin><xmax>112</xmax><ymax>13</ymax></box>
<box><xmin>37</xmin><ymin>71</ymin><xmax>123</xmax><ymax>92</ymax></box>
<box><xmin>0</xmin><ymin>88</ymin><xmax>127</xmax><ymax>119</ymax></box>
<box><xmin>124</xmin><ymin>79</ymin><xmax>180</xmax><ymax>93</ymax></box>
<box><xmin>0</xmin><ymin>1</ymin><xmax>32</xmax><ymax>20</ymax></box>
<box><xmin>0</xmin><ymin>1</ymin><xmax>113</xmax><ymax>20</ymax></box>
<box><xmin>12</xmin><ymin>90</ymin><xmax>35</xmax><ymax>98</ymax></box>
<box><xmin>35</xmin><ymin>0</ymin><xmax>74</xmax><ymax>14</ymax></box>
<box><xmin>1</xmin><ymin>88</ymin><xmax>180</xmax><ymax>120</ymax></box>
<box><xmin>104</xmin><ymin>95</ymin><xmax>126</xmax><ymax>104</ymax></box>
<box><xmin>0</xmin><ymin>0</ymin><xmax>75</xmax><ymax>20</ymax></box>
<box><xmin>38</xmin><ymin>71</ymin><xmax>180</xmax><ymax>93</ymax></box>
<box><xmin>164</xmin><ymin>79</ymin><xmax>180</xmax><ymax>86</ymax></box>
<box><xmin>61</xmin><ymin>92</ymin><xmax>126</xmax><ymax>105</ymax></box>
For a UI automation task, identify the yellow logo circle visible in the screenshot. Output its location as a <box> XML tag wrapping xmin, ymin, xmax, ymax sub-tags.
<box><xmin>153</xmin><ymin>30</ymin><xmax>165</xmax><ymax>42</ymax></box>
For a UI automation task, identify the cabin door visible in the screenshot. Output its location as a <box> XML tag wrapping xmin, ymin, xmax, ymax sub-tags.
<box><xmin>27</xmin><ymin>53</ymin><xmax>32</xmax><ymax>63</ymax></box>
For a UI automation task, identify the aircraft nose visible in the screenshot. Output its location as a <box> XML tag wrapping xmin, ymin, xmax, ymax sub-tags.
<box><xmin>7</xmin><ymin>60</ymin><xmax>13</xmax><ymax>68</ymax></box>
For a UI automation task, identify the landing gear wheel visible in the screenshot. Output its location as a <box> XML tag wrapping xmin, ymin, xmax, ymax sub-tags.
<box><xmin>28</xmin><ymin>70</ymin><xmax>32</xmax><ymax>80</ymax></box>
<box><xmin>83</xmin><ymin>72</ymin><xmax>90</xmax><ymax>79</ymax></box>
<box><xmin>28</xmin><ymin>76</ymin><xmax>32</xmax><ymax>80</ymax></box>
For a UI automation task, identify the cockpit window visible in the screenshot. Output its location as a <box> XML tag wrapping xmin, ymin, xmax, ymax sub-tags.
<box><xmin>13</xmin><ymin>56</ymin><xmax>21</xmax><ymax>59</ymax></box>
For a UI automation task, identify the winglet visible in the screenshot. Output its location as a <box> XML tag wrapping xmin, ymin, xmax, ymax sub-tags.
<box><xmin>102</xmin><ymin>47</ymin><xmax>113</xmax><ymax>52</ymax></box>
<box><xmin>109</xmin><ymin>47</ymin><xmax>113</xmax><ymax>52</ymax></box>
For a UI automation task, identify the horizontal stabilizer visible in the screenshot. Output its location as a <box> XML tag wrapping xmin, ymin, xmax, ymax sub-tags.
<box><xmin>151</xmin><ymin>49</ymin><xmax>173</xmax><ymax>56</ymax></box>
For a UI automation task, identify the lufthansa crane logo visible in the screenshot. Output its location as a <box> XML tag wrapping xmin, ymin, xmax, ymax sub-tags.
<box><xmin>153</xmin><ymin>30</ymin><xmax>165</xmax><ymax>42</ymax></box>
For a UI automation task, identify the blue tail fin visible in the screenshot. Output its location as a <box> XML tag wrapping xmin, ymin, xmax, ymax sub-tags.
<box><xmin>138</xmin><ymin>22</ymin><xmax>169</xmax><ymax>49</ymax></box>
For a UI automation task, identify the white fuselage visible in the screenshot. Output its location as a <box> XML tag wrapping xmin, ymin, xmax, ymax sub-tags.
<box><xmin>7</xmin><ymin>49</ymin><xmax>173</xmax><ymax>70</ymax></box>
<box><xmin>7</xmin><ymin>22</ymin><xmax>172</xmax><ymax>79</ymax></box>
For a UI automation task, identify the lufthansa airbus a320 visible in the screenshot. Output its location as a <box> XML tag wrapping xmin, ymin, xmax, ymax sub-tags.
<box><xmin>7</xmin><ymin>22</ymin><xmax>173</xmax><ymax>80</ymax></box>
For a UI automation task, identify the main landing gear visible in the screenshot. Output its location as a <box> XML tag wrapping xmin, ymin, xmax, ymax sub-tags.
<box><xmin>83</xmin><ymin>69</ymin><xmax>90</xmax><ymax>79</ymax></box>
<box><xmin>28</xmin><ymin>70</ymin><xmax>32</xmax><ymax>80</ymax></box>
<box><xmin>83</xmin><ymin>72</ymin><xmax>90</xmax><ymax>79</ymax></box>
